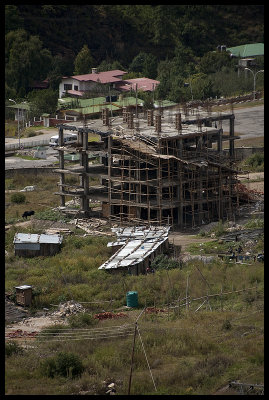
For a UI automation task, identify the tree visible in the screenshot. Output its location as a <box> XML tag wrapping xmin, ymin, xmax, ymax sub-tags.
<box><xmin>190</xmin><ymin>73</ymin><xmax>216</xmax><ymax>100</ymax></box>
<box><xmin>28</xmin><ymin>88</ymin><xmax>58</xmax><ymax>118</ymax></box>
<box><xmin>5</xmin><ymin>29</ymin><xmax>53</xmax><ymax>95</ymax></box>
<box><xmin>73</xmin><ymin>44</ymin><xmax>94</xmax><ymax>75</ymax></box>
<box><xmin>198</xmin><ymin>51</ymin><xmax>232</xmax><ymax>75</ymax></box>
<box><xmin>5</xmin><ymin>5</ymin><xmax>23</xmax><ymax>34</ymax></box>
<box><xmin>129</xmin><ymin>52</ymin><xmax>158</xmax><ymax>79</ymax></box>
<box><xmin>97</xmin><ymin>59</ymin><xmax>125</xmax><ymax>72</ymax></box>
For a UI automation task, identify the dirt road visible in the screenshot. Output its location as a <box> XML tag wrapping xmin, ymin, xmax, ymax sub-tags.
<box><xmin>168</xmin><ymin>232</ymin><xmax>214</xmax><ymax>252</ymax></box>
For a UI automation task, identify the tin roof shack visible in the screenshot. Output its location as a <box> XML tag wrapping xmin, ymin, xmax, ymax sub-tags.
<box><xmin>15</xmin><ymin>285</ymin><xmax>32</xmax><ymax>306</ymax></box>
<box><xmin>99</xmin><ymin>226</ymin><xmax>170</xmax><ymax>275</ymax></box>
<box><xmin>14</xmin><ymin>233</ymin><xmax>63</xmax><ymax>257</ymax></box>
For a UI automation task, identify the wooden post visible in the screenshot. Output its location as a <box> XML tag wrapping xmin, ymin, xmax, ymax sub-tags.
<box><xmin>128</xmin><ymin>322</ymin><xmax>138</xmax><ymax>395</ymax></box>
<box><xmin>220</xmin><ymin>284</ymin><xmax>223</xmax><ymax>312</ymax></box>
<box><xmin>186</xmin><ymin>274</ymin><xmax>189</xmax><ymax>312</ymax></box>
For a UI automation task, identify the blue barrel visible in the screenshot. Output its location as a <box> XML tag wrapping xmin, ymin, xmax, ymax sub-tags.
<box><xmin>126</xmin><ymin>291</ymin><xmax>138</xmax><ymax>307</ymax></box>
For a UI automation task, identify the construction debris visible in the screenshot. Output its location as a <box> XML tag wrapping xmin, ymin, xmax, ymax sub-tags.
<box><xmin>69</xmin><ymin>217</ymin><xmax>113</xmax><ymax>236</ymax></box>
<box><xmin>44</xmin><ymin>228</ymin><xmax>73</xmax><ymax>235</ymax></box>
<box><xmin>235</xmin><ymin>182</ymin><xmax>264</xmax><ymax>202</ymax></box>
<box><xmin>51</xmin><ymin>300</ymin><xmax>86</xmax><ymax>318</ymax></box>
<box><xmin>6</xmin><ymin>329</ymin><xmax>38</xmax><ymax>338</ymax></box>
<box><xmin>145</xmin><ymin>307</ymin><xmax>167</xmax><ymax>314</ymax></box>
<box><xmin>94</xmin><ymin>312</ymin><xmax>128</xmax><ymax>320</ymax></box>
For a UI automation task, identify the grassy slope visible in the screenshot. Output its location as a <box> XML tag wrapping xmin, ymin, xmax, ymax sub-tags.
<box><xmin>5</xmin><ymin>125</ymin><xmax>264</xmax><ymax>394</ymax></box>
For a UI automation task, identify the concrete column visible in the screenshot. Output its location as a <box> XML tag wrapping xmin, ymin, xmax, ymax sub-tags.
<box><xmin>229</xmin><ymin>115</ymin><xmax>235</xmax><ymax>157</ymax></box>
<box><xmin>217</xmin><ymin>129</ymin><xmax>223</xmax><ymax>152</ymax></box>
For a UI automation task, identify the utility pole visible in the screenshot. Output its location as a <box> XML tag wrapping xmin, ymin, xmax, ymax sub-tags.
<box><xmin>135</xmin><ymin>83</ymin><xmax>138</xmax><ymax>118</ymax></box>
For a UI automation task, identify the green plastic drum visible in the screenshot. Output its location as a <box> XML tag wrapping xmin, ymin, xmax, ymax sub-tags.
<box><xmin>126</xmin><ymin>291</ymin><xmax>138</xmax><ymax>307</ymax></box>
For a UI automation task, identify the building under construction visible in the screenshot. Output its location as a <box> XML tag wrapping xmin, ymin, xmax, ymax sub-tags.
<box><xmin>53</xmin><ymin>103</ymin><xmax>240</xmax><ymax>228</ymax></box>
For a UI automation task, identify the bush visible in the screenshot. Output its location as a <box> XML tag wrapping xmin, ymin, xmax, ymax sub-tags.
<box><xmin>222</xmin><ymin>319</ymin><xmax>232</xmax><ymax>330</ymax></box>
<box><xmin>151</xmin><ymin>254</ymin><xmax>181</xmax><ymax>270</ymax></box>
<box><xmin>242</xmin><ymin>153</ymin><xmax>264</xmax><ymax>172</ymax></box>
<box><xmin>40</xmin><ymin>351</ymin><xmax>84</xmax><ymax>379</ymax></box>
<box><xmin>34</xmin><ymin>209</ymin><xmax>70</xmax><ymax>222</ymax></box>
<box><xmin>5</xmin><ymin>341</ymin><xmax>23</xmax><ymax>357</ymax></box>
<box><xmin>11</xmin><ymin>192</ymin><xmax>26</xmax><ymax>204</ymax></box>
<box><xmin>68</xmin><ymin>313</ymin><xmax>97</xmax><ymax>328</ymax></box>
<box><xmin>27</xmin><ymin>131</ymin><xmax>37</xmax><ymax>137</ymax></box>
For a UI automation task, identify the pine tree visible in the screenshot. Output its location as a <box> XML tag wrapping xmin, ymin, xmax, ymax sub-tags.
<box><xmin>73</xmin><ymin>44</ymin><xmax>94</xmax><ymax>75</ymax></box>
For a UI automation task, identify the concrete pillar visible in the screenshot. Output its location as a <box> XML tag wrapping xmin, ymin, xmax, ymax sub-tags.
<box><xmin>229</xmin><ymin>115</ymin><xmax>235</xmax><ymax>157</ymax></box>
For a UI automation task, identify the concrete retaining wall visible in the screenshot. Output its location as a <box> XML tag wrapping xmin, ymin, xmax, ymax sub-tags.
<box><xmin>5</xmin><ymin>138</ymin><xmax>50</xmax><ymax>152</ymax></box>
<box><xmin>223</xmin><ymin>147</ymin><xmax>264</xmax><ymax>160</ymax></box>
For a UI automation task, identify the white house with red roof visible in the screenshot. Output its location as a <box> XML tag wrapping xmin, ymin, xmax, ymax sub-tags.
<box><xmin>59</xmin><ymin>68</ymin><xmax>128</xmax><ymax>98</ymax></box>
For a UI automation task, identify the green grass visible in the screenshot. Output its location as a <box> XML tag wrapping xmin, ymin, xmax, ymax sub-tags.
<box><xmin>239</xmin><ymin>153</ymin><xmax>264</xmax><ymax>172</ymax></box>
<box><xmin>5</xmin><ymin>307</ymin><xmax>264</xmax><ymax>395</ymax></box>
<box><xmin>5</xmin><ymin>171</ymin><xmax>264</xmax><ymax>395</ymax></box>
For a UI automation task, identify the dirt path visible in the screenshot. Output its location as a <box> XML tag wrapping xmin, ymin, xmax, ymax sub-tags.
<box><xmin>168</xmin><ymin>233</ymin><xmax>214</xmax><ymax>252</ymax></box>
<box><xmin>5</xmin><ymin>220</ymin><xmax>33</xmax><ymax>231</ymax></box>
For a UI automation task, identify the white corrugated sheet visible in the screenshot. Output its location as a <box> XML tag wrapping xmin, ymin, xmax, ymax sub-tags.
<box><xmin>13</xmin><ymin>233</ymin><xmax>63</xmax><ymax>245</ymax></box>
<box><xmin>99</xmin><ymin>226</ymin><xmax>170</xmax><ymax>270</ymax></box>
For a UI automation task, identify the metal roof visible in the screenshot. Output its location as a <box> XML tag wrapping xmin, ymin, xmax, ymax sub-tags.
<box><xmin>99</xmin><ymin>226</ymin><xmax>170</xmax><ymax>270</ymax></box>
<box><xmin>13</xmin><ymin>233</ymin><xmax>63</xmax><ymax>245</ymax></box>
<box><xmin>227</xmin><ymin>43</ymin><xmax>264</xmax><ymax>58</ymax></box>
<box><xmin>15</xmin><ymin>285</ymin><xmax>32</xmax><ymax>290</ymax></box>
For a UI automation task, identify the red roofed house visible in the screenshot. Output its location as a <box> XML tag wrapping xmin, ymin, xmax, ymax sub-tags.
<box><xmin>59</xmin><ymin>68</ymin><xmax>128</xmax><ymax>98</ymax></box>
<box><xmin>115</xmin><ymin>77</ymin><xmax>160</xmax><ymax>93</ymax></box>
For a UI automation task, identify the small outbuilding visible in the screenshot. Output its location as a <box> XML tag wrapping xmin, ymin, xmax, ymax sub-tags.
<box><xmin>15</xmin><ymin>285</ymin><xmax>33</xmax><ymax>306</ymax></box>
<box><xmin>13</xmin><ymin>233</ymin><xmax>63</xmax><ymax>257</ymax></box>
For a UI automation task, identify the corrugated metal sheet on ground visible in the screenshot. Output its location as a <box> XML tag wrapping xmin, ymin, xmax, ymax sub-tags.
<box><xmin>99</xmin><ymin>226</ymin><xmax>170</xmax><ymax>270</ymax></box>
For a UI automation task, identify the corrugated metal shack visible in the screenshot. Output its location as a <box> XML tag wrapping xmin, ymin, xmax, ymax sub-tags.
<box><xmin>13</xmin><ymin>233</ymin><xmax>63</xmax><ymax>257</ymax></box>
<box><xmin>99</xmin><ymin>226</ymin><xmax>170</xmax><ymax>275</ymax></box>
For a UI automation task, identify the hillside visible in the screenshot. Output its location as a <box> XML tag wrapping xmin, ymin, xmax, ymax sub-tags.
<box><xmin>9</xmin><ymin>5</ymin><xmax>264</xmax><ymax>64</ymax></box>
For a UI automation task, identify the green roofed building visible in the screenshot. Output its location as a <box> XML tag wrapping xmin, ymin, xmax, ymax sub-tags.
<box><xmin>59</xmin><ymin>96</ymin><xmax>144</xmax><ymax>117</ymax></box>
<box><xmin>227</xmin><ymin>43</ymin><xmax>264</xmax><ymax>58</ymax></box>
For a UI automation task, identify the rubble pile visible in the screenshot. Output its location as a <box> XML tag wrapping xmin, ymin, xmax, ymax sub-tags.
<box><xmin>6</xmin><ymin>329</ymin><xmax>38</xmax><ymax>338</ymax></box>
<box><xmin>94</xmin><ymin>311</ymin><xmax>128</xmax><ymax>320</ymax></box>
<box><xmin>69</xmin><ymin>218</ymin><xmax>113</xmax><ymax>236</ymax></box>
<box><xmin>52</xmin><ymin>300</ymin><xmax>86</xmax><ymax>318</ymax></box>
<box><xmin>235</xmin><ymin>182</ymin><xmax>264</xmax><ymax>202</ymax></box>
<box><xmin>44</xmin><ymin>228</ymin><xmax>73</xmax><ymax>236</ymax></box>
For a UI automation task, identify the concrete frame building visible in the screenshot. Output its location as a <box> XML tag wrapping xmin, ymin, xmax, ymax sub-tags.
<box><xmin>53</xmin><ymin>103</ymin><xmax>240</xmax><ymax>228</ymax></box>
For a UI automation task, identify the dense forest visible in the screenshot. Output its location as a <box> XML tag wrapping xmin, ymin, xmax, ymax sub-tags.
<box><xmin>5</xmin><ymin>4</ymin><xmax>264</xmax><ymax>108</ymax></box>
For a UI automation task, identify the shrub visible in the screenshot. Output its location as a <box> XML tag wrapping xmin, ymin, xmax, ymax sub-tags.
<box><xmin>40</xmin><ymin>351</ymin><xmax>84</xmax><ymax>379</ymax></box>
<box><xmin>5</xmin><ymin>341</ymin><xmax>23</xmax><ymax>357</ymax></box>
<box><xmin>151</xmin><ymin>254</ymin><xmax>181</xmax><ymax>270</ymax></box>
<box><xmin>27</xmin><ymin>131</ymin><xmax>37</xmax><ymax>137</ymax></box>
<box><xmin>243</xmin><ymin>153</ymin><xmax>264</xmax><ymax>172</ymax></box>
<box><xmin>11</xmin><ymin>192</ymin><xmax>26</xmax><ymax>204</ymax></box>
<box><xmin>68</xmin><ymin>313</ymin><xmax>97</xmax><ymax>328</ymax></box>
<box><xmin>222</xmin><ymin>319</ymin><xmax>232</xmax><ymax>330</ymax></box>
<box><xmin>34</xmin><ymin>209</ymin><xmax>70</xmax><ymax>222</ymax></box>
